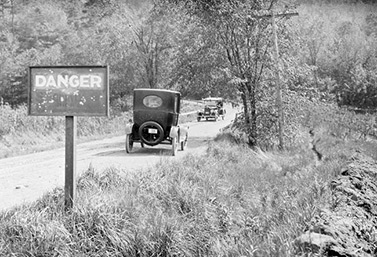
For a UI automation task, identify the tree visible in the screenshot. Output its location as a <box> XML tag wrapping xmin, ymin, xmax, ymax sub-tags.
<box><xmin>159</xmin><ymin>0</ymin><xmax>295</xmax><ymax>147</ymax></box>
<box><xmin>291</xmin><ymin>2</ymin><xmax>377</xmax><ymax>110</ymax></box>
<box><xmin>164</xmin><ymin>11</ymin><xmax>233</xmax><ymax>99</ymax></box>
<box><xmin>0</xmin><ymin>0</ymin><xmax>70</xmax><ymax>106</ymax></box>
<box><xmin>130</xmin><ymin>4</ymin><xmax>181</xmax><ymax>89</ymax></box>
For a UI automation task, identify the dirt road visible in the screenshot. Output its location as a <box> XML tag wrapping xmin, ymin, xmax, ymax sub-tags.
<box><xmin>0</xmin><ymin>105</ymin><xmax>237</xmax><ymax>211</ymax></box>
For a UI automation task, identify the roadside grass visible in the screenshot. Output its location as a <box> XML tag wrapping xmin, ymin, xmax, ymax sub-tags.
<box><xmin>0</xmin><ymin>101</ymin><xmax>200</xmax><ymax>159</ymax></box>
<box><xmin>0</xmin><ymin>104</ymin><xmax>132</xmax><ymax>159</ymax></box>
<box><xmin>1</xmin><ymin>133</ymin><xmax>368</xmax><ymax>256</ymax></box>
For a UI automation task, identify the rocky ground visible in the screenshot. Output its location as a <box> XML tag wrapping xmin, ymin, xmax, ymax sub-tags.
<box><xmin>295</xmin><ymin>153</ymin><xmax>377</xmax><ymax>256</ymax></box>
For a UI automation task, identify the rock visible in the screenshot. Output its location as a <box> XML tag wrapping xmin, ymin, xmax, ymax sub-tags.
<box><xmin>295</xmin><ymin>231</ymin><xmax>337</xmax><ymax>253</ymax></box>
<box><xmin>295</xmin><ymin>153</ymin><xmax>377</xmax><ymax>256</ymax></box>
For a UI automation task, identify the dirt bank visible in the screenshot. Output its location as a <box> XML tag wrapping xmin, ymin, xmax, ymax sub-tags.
<box><xmin>295</xmin><ymin>153</ymin><xmax>377</xmax><ymax>256</ymax></box>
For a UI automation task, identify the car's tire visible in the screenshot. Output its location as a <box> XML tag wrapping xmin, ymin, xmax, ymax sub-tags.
<box><xmin>181</xmin><ymin>135</ymin><xmax>188</xmax><ymax>151</ymax></box>
<box><xmin>172</xmin><ymin>136</ymin><xmax>178</xmax><ymax>156</ymax></box>
<box><xmin>125</xmin><ymin>134</ymin><xmax>133</xmax><ymax>153</ymax></box>
<box><xmin>138</xmin><ymin>121</ymin><xmax>165</xmax><ymax>146</ymax></box>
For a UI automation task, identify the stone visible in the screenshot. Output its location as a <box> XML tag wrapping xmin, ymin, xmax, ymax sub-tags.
<box><xmin>295</xmin><ymin>153</ymin><xmax>377</xmax><ymax>256</ymax></box>
<box><xmin>295</xmin><ymin>231</ymin><xmax>337</xmax><ymax>253</ymax></box>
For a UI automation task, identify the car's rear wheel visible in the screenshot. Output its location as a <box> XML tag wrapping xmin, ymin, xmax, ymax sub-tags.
<box><xmin>125</xmin><ymin>134</ymin><xmax>133</xmax><ymax>153</ymax></box>
<box><xmin>139</xmin><ymin>121</ymin><xmax>165</xmax><ymax>146</ymax></box>
<box><xmin>172</xmin><ymin>137</ymin><xmax>178</xmax><ymax>156</ymax></box>
<box><xmin>181</xmin><ymin>135</ymin><xmax>188</xmax><ymax>151</ymax></box>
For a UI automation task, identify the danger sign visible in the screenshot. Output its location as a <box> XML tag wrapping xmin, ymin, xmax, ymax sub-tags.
<box><xmin>28</xmin><ymin>66</ymin><xmax>109</xmax><ymax>116</ymax></box>
<box><xmin>35</xmin><ymin>74</ymin><xmax>103</xmax><ymax>89</ymax></box>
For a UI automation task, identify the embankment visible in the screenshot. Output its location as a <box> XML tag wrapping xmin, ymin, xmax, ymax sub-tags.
<box><xmin>296</xmin><ymin>153</ymin><xmax>377</xmax><ymax>256</ymax></box>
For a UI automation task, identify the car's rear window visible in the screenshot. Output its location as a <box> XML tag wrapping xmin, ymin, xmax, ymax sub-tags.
<box><xmin>143</xmin><ymin>95</ymin><xmax>163</xmax><ymax>108</ymax></box>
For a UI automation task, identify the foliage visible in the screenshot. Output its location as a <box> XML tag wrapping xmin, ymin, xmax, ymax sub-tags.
<box><xmin>228</xmin><ymin>89</ymin><xmax>377</xmax><ymax>150</ymax></box>
<box><xmin>0</xmin><ymin>0</ymin><xmax>169</xmax><ymax>107</ymax></box>
<box><xmin>166</xmin><ymin>18</ymin><xmax>232</xmax><ymax>99</ymax></box>
<box><xmin>217</xmin><ymin>1</ymin><xmax>377</xmax><ymax>149</ymax></box>
<box><xmin>291</xmin><ymin>3</ymin><xmax>377</xmax><ymax>109</ymax></box>
<box><xmin>159</xmin><ymin>0</ymin><xmax>293</xmax><ymax>148</ymax></box>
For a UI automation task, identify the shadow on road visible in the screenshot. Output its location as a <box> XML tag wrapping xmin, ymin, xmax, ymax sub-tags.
<box><xmin>94</xmin><ymin>146</ymin><xmax>174</xmax><ymax>157</ymax></box>
<box><xmin>94</xmin><ymin>136</ymin><xmax>212</xmax><ymax>157</ymax></box>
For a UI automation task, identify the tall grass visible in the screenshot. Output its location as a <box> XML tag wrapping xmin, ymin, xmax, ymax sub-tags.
<box><xmin>1</xmin><ymin>135</ymin><xmax>368</xmax><ymax>256</ymax></box>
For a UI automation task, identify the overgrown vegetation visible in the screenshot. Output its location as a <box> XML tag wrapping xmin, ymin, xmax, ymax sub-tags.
<box><xmin>2</xmin><ymin>127</ymin><xmax>377</xmax><ymax>256</ymax></box>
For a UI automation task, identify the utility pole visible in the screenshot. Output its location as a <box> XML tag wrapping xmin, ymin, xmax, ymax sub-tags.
<box><xmin>271</xmin><ymin>11</ymin><xmax>284</xmax><ymax>150</ymax></box>
<box><xmin>270</xmin><ymin>11</ymin><xmax>298</xmax><ymax>150</ymax></box>
<box><xmin>251</xmin><ymin>10</ymin><xmax>298</xmax><ymax>150</ymax></box>
<box><xmin>270</xmin><ymin>11</ymin><xmax>299</xmax><ymax>150</ymax></box>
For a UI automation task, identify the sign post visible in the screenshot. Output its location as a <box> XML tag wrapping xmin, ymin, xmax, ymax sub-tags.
<box><xmin>65</xmin><ymin>115</ymin><xmax>76</xmax><ymax>210</ymax></box>
<box><xmin>28</xmin><ymin>65</ymin><xmax>109</xmax><ymax>211</ymax></box>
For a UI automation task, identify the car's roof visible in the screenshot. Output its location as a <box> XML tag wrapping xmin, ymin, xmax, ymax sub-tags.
<box><xmin>134</xmin><ymin>88</ymin><xmax>180</xmax><ymax>95</ymax></box>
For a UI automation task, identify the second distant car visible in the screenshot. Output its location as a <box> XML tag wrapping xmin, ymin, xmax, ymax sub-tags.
<box><xmin>197</xmin><ymin>97</ymin><xmax>226</xmax><ymax>121</ymax></box>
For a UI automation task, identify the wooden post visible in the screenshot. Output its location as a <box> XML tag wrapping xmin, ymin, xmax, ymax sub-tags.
<box><xmin>271</xmin><ymin>11</ymin><xmax>284</xmax><ymax>150</ymax></box>
<box><xmin>247</xmin><ymin>11</ymin><xmax>298</xmax><ymax>149</ymax></box>
<box><xmin>65</xmin><ymin>116</ymin><xmax>76</xmax><ymax>211</ymax></box>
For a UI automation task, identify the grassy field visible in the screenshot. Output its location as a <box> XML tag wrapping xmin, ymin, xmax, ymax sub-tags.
<box><xmin>1</xmin><ymin>128</ymin><xmax>376</xmax><ymax>256</ymax></box>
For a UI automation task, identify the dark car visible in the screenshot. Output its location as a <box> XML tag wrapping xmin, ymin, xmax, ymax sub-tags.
<box><xmin>197</xmin><ymin>97</ymin><xmax>226</xmax><ymax>121</ymax></box>
<box><xmin>125</xmin><ymin>88</ymin><xmax>188</xmax><ymax>156</ymax></box>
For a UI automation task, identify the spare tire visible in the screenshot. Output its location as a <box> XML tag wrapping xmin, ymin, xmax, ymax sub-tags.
<box><xmin>138</xmin><ymin>121</ymin><xmax>165</xmax><ymax>146</ymax></box>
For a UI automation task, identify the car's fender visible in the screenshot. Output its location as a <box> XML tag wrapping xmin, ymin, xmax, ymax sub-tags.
<box><xmin>125</xmin><ymin>122</ymin><xmax>133</xmax><ymax>134</ymax></box>
<box><xmin>169</xmin><ymin>126</ymin><xmax>179</xmax><ymax>138</ymax></box>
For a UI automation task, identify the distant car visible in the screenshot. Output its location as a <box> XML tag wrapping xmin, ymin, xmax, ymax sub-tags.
<box><xmin>125</xmin><ymin>88</ymin><xmax>188</xmax><ymax>156</ymax></box>
<box><xmin>197</xmin><ymin>97</ymin><xmax>226</xmax><ymax>121</ymax></box>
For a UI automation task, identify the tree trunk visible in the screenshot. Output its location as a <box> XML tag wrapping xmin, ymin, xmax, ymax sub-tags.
<box><xmin>241</xmin><ymin>90</ymin><xmax>249</xmax><ymax>126</ymax></box>
<box><xmin>241</xmin><ymin>82</ymin><xmax>257</xmax><ymax>148</ymax></box>
<box><xmin>247</xmin><ymin>82</ymin><xmax>257</xmax><ymax>148</ymax></box>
